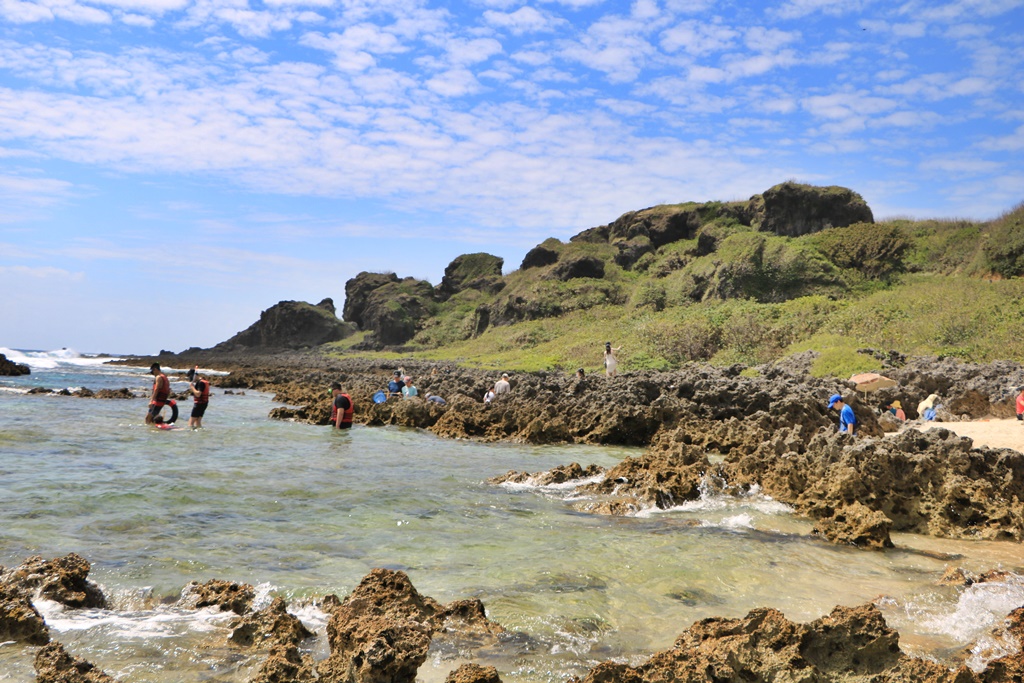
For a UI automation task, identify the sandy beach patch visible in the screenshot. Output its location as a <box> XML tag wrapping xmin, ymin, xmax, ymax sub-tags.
<box><xmin>917</xmin><ymin>418</ymin><xmax>1024</xmax><ymax>453</ymax></box>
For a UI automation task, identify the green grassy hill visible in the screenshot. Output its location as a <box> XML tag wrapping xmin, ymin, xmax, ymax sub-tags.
<box><xmin>326</xmin><ymin>183</ymin><xmax>1024</xmax><ymax>379</ymax></box>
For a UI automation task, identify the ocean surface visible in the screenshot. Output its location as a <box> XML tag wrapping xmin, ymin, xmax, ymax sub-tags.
<box><xmin>1</xmin><ymin>347</ymin><xmax>1023</xmax><ymax>682</ymax></box>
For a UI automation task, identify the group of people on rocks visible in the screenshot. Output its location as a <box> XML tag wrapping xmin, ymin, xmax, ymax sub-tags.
<box><xmin>144</xmin><ymin>342</ymin><xmax>635</xmax><ymax>432</ymax></box>
<box><xmin>145</xmin><ymin>362</ymin><xmax>210</xmax><ymax>430</ymax></box>
<box><xmin>827</xmin><ymin>389</ymin><xmax>960</xmax><ymax>437</ymax></box>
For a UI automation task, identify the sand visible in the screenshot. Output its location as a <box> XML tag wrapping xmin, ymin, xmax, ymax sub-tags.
<box><xmin>917</xmin><ymin>418</ymin><xmax>1024</xmax><ymax>452</ymax></box>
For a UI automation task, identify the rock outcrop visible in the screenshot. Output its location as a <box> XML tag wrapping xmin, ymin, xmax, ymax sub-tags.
<box><xmin>215</xmin><ymin>299</ymin><xmax>354</xmax><ymax>350</ymax></box>
<box><xmin>571</xmin><ymin>601</ymin><xmax>1024</xmax><ymax>683</ymax></box>
<box><xmin>358</xmin><ymin>278</ymin><xmax>436</xmax><ymax>347</ymax></box>
<box><xmin>177</xmin><ymin>579</ymin><xmax>255</xmax><ymax>614</ymax></box>
<box><xmin>0</xmin><ymin>553</ymin><xmax>107</xmax><ymax>609</ymax></box>
<box><xmin>316</xmin><ymin>569</ymin><xmax>504</xmax><ymax>683</ymax></box>
<box><xmin>751</xmin><ymin>181</ymin><xmax>875</xmax><ymax>237</ymax></box>
<box><xmin>0</xmin><ymin>352</ymin><xmax>30</xmax><ymax>375</ymax></box>
<box><xmin>344</xmin><ymin>272</ymin><xmax>400</xmax><ymax>328</ymax></box>
<box><xmin>34</xmin><ymin>641</ymin><xmax>117</xmax><ymax>683</ymax></box>
<box><xmin>438</xmin><ymin>253</ymin><xmax>504</xmax><ymax>299</ymax></box>
<box><xmin>230</xmin><ymin>596</ymin><xmax>317</xmax><ymax>683</ymax></box>
<box><xmin>0</xmin><ymin>583</ymin><xmax>50</xmax><ymax>645</ymax></box>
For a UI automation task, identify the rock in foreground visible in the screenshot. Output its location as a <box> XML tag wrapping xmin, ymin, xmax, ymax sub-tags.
<box><xmin>571</xmin><ymin>602</ymin><xmax>1024</xmax><ymax>683</ymax></box>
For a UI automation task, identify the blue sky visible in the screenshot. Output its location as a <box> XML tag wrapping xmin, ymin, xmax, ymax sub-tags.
<box><xmin>1</xmin><ymin>0</ymin><xmax>1022</xmax><ymax>354</ymax></box>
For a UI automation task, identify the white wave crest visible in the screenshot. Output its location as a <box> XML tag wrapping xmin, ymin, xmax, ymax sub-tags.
<box><xmin>0</xmin><ymin>347</ymin><xmax>122</xmax><ymax>369</ymax></box>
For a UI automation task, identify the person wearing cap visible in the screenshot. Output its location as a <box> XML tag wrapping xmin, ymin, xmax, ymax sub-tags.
<box><xmin>888</xmin><ymin>400</ymin><xmax>906</xmax><ymax>421</ymax></box>
<box><xmin>186</xmin><ymin>366</ymin><xmax>211</xmax><ymax>429</ymax></box>
<box><xmin>494</xmin><ymin>373</ymin><xmax>511</xmax><ymax>396</ymax></box>
<box><xmin>387</xmin><ymin>371</ymin><xmax>403</xmax><ymax>399</ymax></box>
<box><xmin>828</xmin><ymin>393</ymin><xmax>856</xmax><ymax>436</ymax></box>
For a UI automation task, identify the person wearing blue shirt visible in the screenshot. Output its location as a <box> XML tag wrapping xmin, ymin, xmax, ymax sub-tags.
<box><xmin>827</xmin><ymin>393</ymin><xmax>856</xmax><ymax>436</ymax></box>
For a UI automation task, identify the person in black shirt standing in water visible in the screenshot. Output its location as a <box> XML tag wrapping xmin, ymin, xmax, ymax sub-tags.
<box><xmin>330</xmin><ymin>382</ymin><xmax>354</xmax><ymax>430</ymax></box>
<box><xmin>186</xmin><ymin>366</ymin><xmax>210</xmax><ymax>429</ymax></box>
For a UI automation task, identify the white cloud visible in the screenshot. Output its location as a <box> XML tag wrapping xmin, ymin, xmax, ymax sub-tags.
<box><xmin>560</xmin><ymin>15</ymin><xmax>657</xmax><ymax>83</ymax></box>
<box><xmin>774</xmin><ymin>0</ymin><xmax>874</xmax><ymax>19</ymax></box>
<box><xmin>442</xmin><ymin>37</ymin><xmax>503</xmax><ymax>66</ymax></box>
<box><xmin>0</xmin><ymin>172</ymin><xmax>75</xmax><ymax>206</ymax></box>
<box><xmin>302</xmin><ymin>25</ymin><xmax>408</xmax><ymax>72</ymax></box>
<box><xmin>511</xmin><ymin>49</ymin><xmax>551</xmax><ymax>66</ymax></box>
<box><xmin>120</xmin><ymin>11</ymin><xmax>156</xmax><ymax>25</ymax></box>
<box><xmin>744</xmin><ymin>26</ymin><xmax>800</xmax><ymax>52</ymax></box>
<box><xmin>660</xmin><ymin>20</ymin><xmax>738</xmax><ymax>55</ymax></box>
<box><xmin>979</xmin><ymin>124</ymin><xmax>1024</xmax><ymax>152</ymax></box>
<box><xmin>425</xmin><ymin>67</ymin><xmax>482</xmax><ymax>97</ymax></box>
<box><xmin>0</xmin><ymin>265</ymin><xmax>84</xmax><ymax>279</ymax></box>
<box><xmin>0</xmin><ymin>0</ymin><xmax>56</xmax><ymax>21</ymax></box>
<box><xmin>483</xmin><ymin>6</ymin><xmax>560</xmax><ymax>35</ymax></box>
<box><xmin>798</xmin><ymin>90</ymin><xmax>897</xmax><ymax>120</ymax></box>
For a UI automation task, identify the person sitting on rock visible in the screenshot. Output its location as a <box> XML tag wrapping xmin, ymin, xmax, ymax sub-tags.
<box><xmin>402</xmin><ymin>377</ymin><xmax>418</xmax><ymax>399</ymax></box>
<box><xmin>888</xmin><ymin>400</ymin><xmax>906</xmax><ymax>421</ymax></box>
<box><xmin>387</xmin><ymin>371</ymin><xmax>403</xmax><ymax>399</ymax></box>
<box><xmin>827</xmin><ymin>393</ymin><xmax>856</xmax><ymax>436</ymax></box>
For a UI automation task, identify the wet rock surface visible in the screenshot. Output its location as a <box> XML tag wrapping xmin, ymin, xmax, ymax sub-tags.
<box><xmin>230</xmin><ymin>596</ymin><xmax>314</xmax><ymax>649</ymax></box>
<box><xmin>0</xmin><ymin>583</ymin><xmax>50</xmax><ymax>645</ymax></box>
<box><xmin>0</xmin><ymin>352</ymin><xmax>31</xmax><ymax>375</ymax></box>
<box><xmin>568</xmin><ymin>602</ymin><xmax>1024</xmax><ymax>683</ymax></box>
<box><xmin>316</xmin><ymin>568</ymin><xmax>504</xmax><ymax>683</ymax></box>
<box><xmin>445</xmin><ymin>663</ymin><xmax>503</xmax><ymax>683</ymax></box>
<box><xmin>177</xmin><ymin>579</ymin><xmax>255</xmax><ymax>614</ymax></box>
<box><xmin>34</xmin><ymin>641</ymin><xmax>117</xmax><ymax>683</ymax></box>
<box><xmin>0</xmin><ymin>553</ymin><xmax>107</xmax><ymax>609</ymax></box>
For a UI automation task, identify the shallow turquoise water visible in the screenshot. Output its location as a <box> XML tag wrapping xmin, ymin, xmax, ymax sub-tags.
<box><xmin>1</xmin><ymin>355</ymin><xmax>1022</xmax><ymax>682</ymax></box>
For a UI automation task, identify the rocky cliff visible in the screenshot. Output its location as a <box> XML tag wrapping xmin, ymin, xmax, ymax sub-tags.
<box><xmin>213</xmin><ymin>298</ymin><xmax>355</xmax><ymax>351</ymax></box>
<box><xmin>338</xmin><ymin>181</ymin><xmax>877</xmax><ymax>349</ymax></box>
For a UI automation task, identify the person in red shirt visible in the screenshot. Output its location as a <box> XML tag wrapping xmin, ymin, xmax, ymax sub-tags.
<box><xmin>1016</xmin><ymin>387</ymin><xmax>1024</xmax><ymax>421</ymax></box>
<box><xmin>145</xmin><ymin>362</ymin><xmax>171</xmax><ymax>425</ymax></box>
<box><xmin>186</xmin><ymin>366</ymin><xmax>211</xmax><ymax>429</ymax></box>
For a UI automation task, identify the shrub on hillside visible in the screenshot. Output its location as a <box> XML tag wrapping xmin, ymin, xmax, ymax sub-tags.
<box><xmin>982</xmin><ymin>203</ymin><xmax>1024</xmax><ymax>278</ymax></box>
<box><xmin>812</xmin><ymin>222</ymin><xmax>909</xmax><ymax>280</ymax></box>
<box><xmin>685</xmin><ymin>233</ymin><xmax>839</xmax><ymax>303</ymax></box>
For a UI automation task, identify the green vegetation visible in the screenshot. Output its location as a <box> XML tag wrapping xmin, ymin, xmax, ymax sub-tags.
<box><xmin>325</xmin><ymin>191</ymin><xmax>1024</xmax><ymax>377</ymax></box>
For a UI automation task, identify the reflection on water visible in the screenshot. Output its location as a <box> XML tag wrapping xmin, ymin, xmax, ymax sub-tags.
<box><xmin>0</xmin><ymin>362</ymin><xmax>1022</xmax><ymax>681</ymax></box>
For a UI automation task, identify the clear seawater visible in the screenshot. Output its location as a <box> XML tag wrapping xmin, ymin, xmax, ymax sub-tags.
<box><xmin>1</xmin><ymin>348</ymin><xmax>1022</xmax><ymax>682</ymax></box>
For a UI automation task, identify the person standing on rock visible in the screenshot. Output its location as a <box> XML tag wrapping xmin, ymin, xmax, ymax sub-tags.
<box><xmin>145</xmin><ymin>362</ymin><xmax>171</xmax><ymax>425</ymax></box>
<box><xmin>494</xmin><ymin>373</ymin><xmax>511</xmax><ymax>396</ymax></box>
<box><xmin>604</xmin><ymin>342</ymin><xmax>621</xmax><ymax>377</ymax></box>
<box><xmin>330</xmin><ymin>382</ymin><xmax>354</xmax><ymax>429</ymax></box>
<box><xmin>186</xmin><ymin>366</ymin><xmax>210</xmax><ymax>429</ymax></box>
<box><xmin>828</xmin><ymin>393</ymin><xmax>856</xmax><ymax>436</ymax></box>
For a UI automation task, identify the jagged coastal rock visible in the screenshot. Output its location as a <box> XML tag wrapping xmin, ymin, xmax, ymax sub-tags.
<box><xmin>34</xmin><ymin>641</ymin><xmax>117</xmax><ymax>683</ymax></box>
<box><xmin>569</xmin><ymin>602</ymin><xmax>1024</xmax><ymax>683</ymax></box>
<box><xmin>0</xmin><ymin>352</ymin><xmax>30</xmax><ymax>375</ymax></box>
<box><xmin>213</xmin><ymin>298</ymin><xmax>355</xmax><ymax>351</ymax></box>
<box><xmin>316</xmin><ymin>568</ymin><xmax>504</xmax><ymax>683</ymax></box>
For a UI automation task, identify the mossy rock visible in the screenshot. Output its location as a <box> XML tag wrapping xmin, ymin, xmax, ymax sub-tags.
<box><xmin>752</xmin><ymin>182</ymin><xmax>874</xmax><ymax>237</ymax></box>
